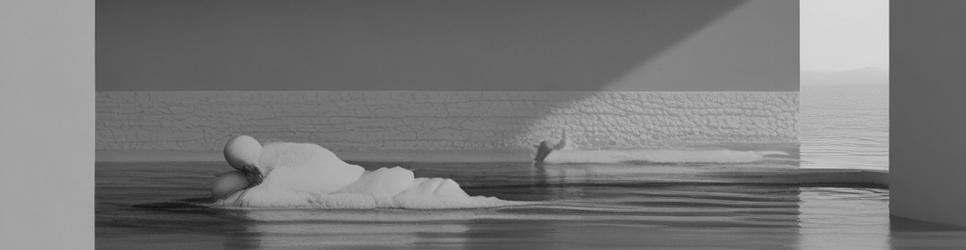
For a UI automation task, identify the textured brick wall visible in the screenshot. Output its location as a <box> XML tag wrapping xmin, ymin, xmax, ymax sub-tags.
<box><xmin>96</xmin><ymin>91</ymin><xmax>798</xmax><ymax>152</ymax></box>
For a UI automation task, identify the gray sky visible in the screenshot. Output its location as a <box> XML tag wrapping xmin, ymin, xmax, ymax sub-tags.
<box><xmin>800</xmin><ymin>0</ymin><xmax>889</xmax><ymax>72</ymax></box>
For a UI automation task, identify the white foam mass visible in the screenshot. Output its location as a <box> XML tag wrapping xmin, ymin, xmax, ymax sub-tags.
<box><xmin>213</xmin><ymin>142</ymin><xmax>516</xmax><ymax>209</ymax></box>
<box><xmin>541</xmin><ymin>149</ymin><xmax>789</xmax><ymax>164</ymax></box>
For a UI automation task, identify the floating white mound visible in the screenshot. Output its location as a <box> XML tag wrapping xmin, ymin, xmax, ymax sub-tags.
<box><xmin>212</xmin><ymin>142</ymin><xmax>516</xmax><ymax>209</ymax></box>
<box><xmin>541</xmin><ymin>149</ymin><xmax>789</xmax><ymax>164</ymax></box>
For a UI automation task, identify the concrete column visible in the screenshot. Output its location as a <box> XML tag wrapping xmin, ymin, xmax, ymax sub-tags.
<box><xmin>891</xmin><ymin>0</ymin><xmax>966</xmax><ymax>227</ymax></box>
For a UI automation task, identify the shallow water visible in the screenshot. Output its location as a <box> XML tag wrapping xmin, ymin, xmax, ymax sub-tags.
<box><xmin>95</xmin><ymin>161</ymin><xmax>966</xmax><ymax>250</ymax></box>
<box><xmin>96</xmin><ymin>85</ymin><xmax>935</xmax><ymax>249</ymax></box>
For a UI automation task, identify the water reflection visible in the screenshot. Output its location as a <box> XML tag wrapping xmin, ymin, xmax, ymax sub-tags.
<box><xmin>889</xmin><ymin>215</ymin><xmax>966</xmax><ymax>248</ymax></box>
<box><xmin>98</xmin><ymin>162</ymin><xmax>962</xmax><ymax>249</ymax></box>
<box><xmin>223</xmin><ymin>185</ymin><xmax>806</xmax><ymax>249</ymax></box>
<box><xmin>796</xmin><ymin>187</ymin><xmax>890</xmax><ymax>249</ymax></box>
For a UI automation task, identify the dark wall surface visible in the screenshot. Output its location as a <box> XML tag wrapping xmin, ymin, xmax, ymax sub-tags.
<box><xmin>97</xmin><ymin>0</ymin><xmax>798</xmax><ymax>91</ymax></box>
<box><xmin>891</xmin><ymin>0</ymin><xmax>966</xmax><ymax>227</ymax></box>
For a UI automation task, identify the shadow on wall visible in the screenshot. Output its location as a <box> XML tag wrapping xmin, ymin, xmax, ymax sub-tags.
<box><xmin>97</xmin><ymin>0</ymin><xmax>768</xmax><ymax>91</ymax></box>
<box><xmin>95</xmin><ymin>0</ymin><xmax>799</xmax><ymax>152</ymax></box>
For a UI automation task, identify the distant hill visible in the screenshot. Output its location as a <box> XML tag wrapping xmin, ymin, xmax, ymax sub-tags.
<box><xmin>801</xmin><ymin>68</ymin><xmax>888</xmax><ymax>85</ymax></box>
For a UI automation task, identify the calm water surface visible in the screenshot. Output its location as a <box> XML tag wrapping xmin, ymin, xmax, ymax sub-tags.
<box><xmin>96</xmin><ymin>161</ymin><xmax>947</xmax><ymax>250</ymax></box>
<box><xmin>801</xmin><ymin>84</ymin><xmax>889</xmax><ymax>170</ymax></box>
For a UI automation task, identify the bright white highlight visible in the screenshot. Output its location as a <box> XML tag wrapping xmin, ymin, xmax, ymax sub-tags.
<box><xmin>223</xmin><ymin>135</ymin><xmax>262</xmax><ymax>172</ymax></box>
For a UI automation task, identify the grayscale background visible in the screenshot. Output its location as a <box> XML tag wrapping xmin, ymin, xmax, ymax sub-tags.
<box><xmin>95</xmin><ymin>0</ymin><xmax>799</xmax><ymax>156</ymax></box>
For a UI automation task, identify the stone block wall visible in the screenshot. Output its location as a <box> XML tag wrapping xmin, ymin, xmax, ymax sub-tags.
<box><xmin>96</xmin><ymin>91</ymin><xmax>798</xmax><ymax>152</ymax></box>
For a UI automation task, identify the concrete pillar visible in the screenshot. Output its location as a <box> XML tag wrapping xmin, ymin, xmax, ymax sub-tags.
<box><xmin>891</xmin><ymin>0</ymin><xmax>966</xmax><ymax>227</ymax></box>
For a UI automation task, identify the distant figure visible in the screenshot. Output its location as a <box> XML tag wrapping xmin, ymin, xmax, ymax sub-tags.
<box><xmin>534</xmin><ymin>130</ymin><xmax>570</xmax><ymax>163</ymax></box>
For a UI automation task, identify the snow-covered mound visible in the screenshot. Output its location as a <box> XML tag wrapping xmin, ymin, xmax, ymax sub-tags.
<box><xmin>211</xmin><ymin>136</ymin><xmax>518</xmax><ymax>209</ymax></box>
